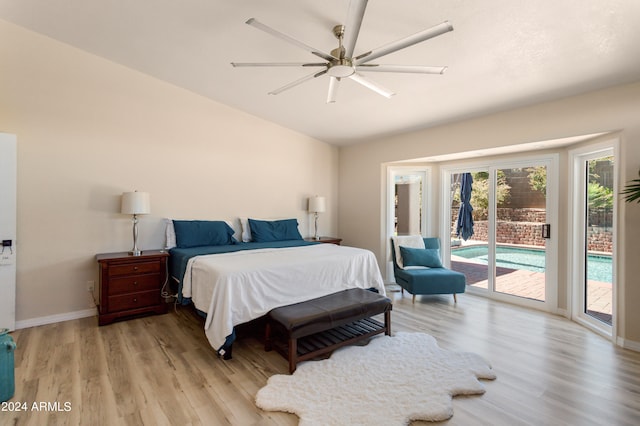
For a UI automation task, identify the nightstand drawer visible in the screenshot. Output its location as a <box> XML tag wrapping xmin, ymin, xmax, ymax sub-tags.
<box><xmin>108</xmin><ymin>290</ymin><xmax>160</xmax><ymax>312</ymax></box>
<box><xmin>108</xmin><ymin>273</ymin><xmax>161</xmax><ymax>296</ymax></box>
<box><xmin>108</xmin><ymin>261</ymin><xmax>160</xmax><ymax>277</ymax></box>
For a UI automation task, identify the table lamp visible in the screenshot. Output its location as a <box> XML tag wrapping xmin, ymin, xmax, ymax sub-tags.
<box><xmin>308</xmin><ymin>195</ymin><xmax>326</xmax><ymax>240</ymax></box>
<box><xmin>121</xmin><ymin>191</ymin><xmax>150</xmax><ymax>256</ymax></box>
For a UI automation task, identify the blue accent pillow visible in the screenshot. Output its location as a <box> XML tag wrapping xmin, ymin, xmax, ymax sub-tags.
<box><xmin>248</xmin><ymin>218</ymin><xmax>303</xmax><ymax>242</ymax></box>
<box><xmin>173</xmin><ymin>220</ymin><xmax>236</xmax><ymax>248</ymax></box>
<box><xmin>399</xmin><ymin>246</ymin><xmax>443</xmax><ymax>268</ymax></box>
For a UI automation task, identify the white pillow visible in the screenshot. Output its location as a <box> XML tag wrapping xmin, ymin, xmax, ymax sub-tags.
<box><xmin>240</xmin><ymin>217</ymin><xmax>251</xmax><ymax>242</ymax></box>
<box><xmin>164</xmin><ymin>218</ymin><xmax>176</xmax><ymax>249</ymax></box>
<box><xmin>391</xmin><ymin>235</ymin><xmax>425</xmax><ymax>269</ymax></box>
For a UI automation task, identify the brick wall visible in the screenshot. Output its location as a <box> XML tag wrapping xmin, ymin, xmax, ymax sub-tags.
<box><xmin>469</xmin><ymin>221</ymin><xmax>546</xmax><ymax>247</ymax></box>
<box><xmin>451</xmin><ymin>207</ymin><xmax>612</xmax><ymax>252</ymax></box>
<box><xmin>496</xmin><ymin>208</ymin><xmax>546</xmax><ymax>222</ymax></box>
<box><xmin>587</xmin><ymin>227</ymin><xmax>613</xmax><ymax>253</ymax></box>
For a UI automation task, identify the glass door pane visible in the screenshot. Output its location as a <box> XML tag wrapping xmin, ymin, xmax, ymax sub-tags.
<box><xmin>494</xmin><ymin>166</ymin><xmax>547</xmax><ymax>302</ymax></box>
<box><xmin>446</xmin><ymin>161</ymin><xmax>554</xmax><ymax>308</ymax></box>
<box><xmin>585</xmin><ymin>157</ymin><xmax>613</xmax><ymax>326</ymax></box>
<box><xmin>449</xmin><ymin>171</ymin><xmax>489</xmax><ymax>290</ymax></box>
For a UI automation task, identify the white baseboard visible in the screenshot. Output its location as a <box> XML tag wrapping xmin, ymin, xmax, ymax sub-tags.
<box><xmin>617</xmin><ymin>337</ymin><xmax>640</xmax><ymax>352</ymax></box>
<box><xmin>15</xmin><ymin>307</ymin><xmax>97</xmax><ymax>330</ymax></box>
<box><xmin>554</xmin><ymin>308</ymin><xmax>569</xmax><ymax>318</ymax></box>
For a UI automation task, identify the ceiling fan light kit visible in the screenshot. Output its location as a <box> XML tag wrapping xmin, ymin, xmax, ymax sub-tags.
<box><xmin>232</xmin><ymin>0</ymin><xmax>453</xmax><ymax>103</ymax></box>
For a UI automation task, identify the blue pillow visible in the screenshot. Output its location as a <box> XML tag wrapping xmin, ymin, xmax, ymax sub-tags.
<box><xmin>400</xmin><ymin>246</ymin><xmax>443</xmax><ymax>268</ymax></box>
<box><xmin>173</xmin><ymin>220</ymin><xmax>236</xmax><ymax>248</ymax></box>
<box><xmin>248</xmin><ymin>218</ymin><xmax>303</xmax><ymax>242</ymax></box>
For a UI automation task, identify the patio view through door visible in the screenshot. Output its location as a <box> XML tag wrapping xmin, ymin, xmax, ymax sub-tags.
<box><xmin>445</xmin><ymin>158</ymin><xmax>556</xmax><ymax>309</ymax></box>
<box><xmin>572</xmin><ymin>147</ymin><xmax>615</xmax><ymax>333</ymax></box>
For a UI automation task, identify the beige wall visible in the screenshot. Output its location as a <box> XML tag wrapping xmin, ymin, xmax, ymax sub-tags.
<box><xmin>339</xmin><ymin>81</ymin><xmax>640</xmax><ymax>345</ymax></box>
<box><xmin>0</xmin><ymin>20</ymin><xmax>338</xmax><ymax>323</ymax></box>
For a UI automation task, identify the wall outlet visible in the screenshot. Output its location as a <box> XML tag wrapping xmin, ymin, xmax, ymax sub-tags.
<box><xmin>87</xmin><ymin>280</ymin><xmax>95</xmax><ymax>292</ymax></box>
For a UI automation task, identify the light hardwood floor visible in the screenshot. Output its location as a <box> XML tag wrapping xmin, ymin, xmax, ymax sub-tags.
<box><xmin>3</xmin><ymin>290</ymin><xmax>640</xmax><ymax>426</ymax></box>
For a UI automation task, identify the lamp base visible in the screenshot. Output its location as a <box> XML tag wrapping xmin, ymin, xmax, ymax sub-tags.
<box><xmin>130</xmin><ymin>214</ymin><xmax>142</xmax><ymax>256</ymax></box>
<box><xmin>313</xmin><ymin>212</ymin><xmax>320</xmax><ymax>241</ymax></box>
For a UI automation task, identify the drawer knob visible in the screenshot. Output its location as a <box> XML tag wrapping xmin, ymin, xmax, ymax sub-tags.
<box><xmin>133</xmin><ymin>266</ymin><xmax>139</xmax><ymax>271</ymax></box>
<box><xmin>133</xmin><ymin>298</ymin><xmax>137</xmax><ymax>303</ymax></box>
<box><xmin>133</xmin><ymin>281</ymin><xmax>138</xmax><ymax>286</ymax></box>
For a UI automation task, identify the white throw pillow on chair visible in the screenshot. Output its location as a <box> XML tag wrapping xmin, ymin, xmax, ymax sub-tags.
<box><xmin>391</xmin><ymin>235</ymin><xmax>425</xmax><ymax>269</ymax></box>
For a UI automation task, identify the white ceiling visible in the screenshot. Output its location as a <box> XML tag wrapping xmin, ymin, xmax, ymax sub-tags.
<box><xmin>1</xmin><ymin>0</ymin><xmax>639</xmax><ymax>146</ymax></box>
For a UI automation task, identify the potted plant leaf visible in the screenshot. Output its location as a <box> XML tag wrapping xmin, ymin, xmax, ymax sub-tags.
<box><xmin>622</xmin><ymin>169</ymin><xmax>640</xmax><ymax>203</ymax></box>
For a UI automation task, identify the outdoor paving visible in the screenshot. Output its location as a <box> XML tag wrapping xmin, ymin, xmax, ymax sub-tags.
<box><xmin>451</xmin><ymin>259</ymin><xmax>613</xmax><ymax>320</ymax></box>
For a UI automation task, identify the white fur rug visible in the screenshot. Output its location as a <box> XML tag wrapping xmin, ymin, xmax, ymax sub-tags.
<box><xmin>256</xmin><ymin>332</ymin><xmax>496</xmax><ymax>425</ymax></box>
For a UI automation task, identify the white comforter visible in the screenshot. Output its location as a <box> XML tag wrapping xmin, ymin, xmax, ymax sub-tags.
<box><xmin>182</xmin><ymin>244</ymin><xmax>385</xmax><ymax>352</ymax></box>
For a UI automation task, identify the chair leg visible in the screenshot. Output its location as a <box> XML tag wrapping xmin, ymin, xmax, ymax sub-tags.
<box><xmin>412</xmin><ymin>294</ymin><xmax>416</xmax><ymax>304</ymax></box>
<box><xmin>453</xmin><ymin>293</ymin><xmax>457</xmax><ymax>303</ymax></box>
<box><xmin>401</xmin><ymin>288</ymin><xmax>404</xmax><ymax>295</ymax></box>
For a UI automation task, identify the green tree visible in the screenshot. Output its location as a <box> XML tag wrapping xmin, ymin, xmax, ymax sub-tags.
<box><xmin>469</xmin><ymin>171</ymin><xmax>510</xmax><ymax>220</ymax></box>
<box><xmin>588</xmin><ymin>182</ymin><xmax>613</xmax><ymax>210</ymax></box>
<box><xmin>527</xmin><ymin>166</ymin><xmax>546</xmax><ymax>196</ymax></box>
<box><xmin>587</xmin><ymin>157</ymin><xmax>614</xmax><ymax>214</ymax></box>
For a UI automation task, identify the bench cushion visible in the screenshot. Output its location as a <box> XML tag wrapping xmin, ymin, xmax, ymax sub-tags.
<box><xmin>269</xmin><ymin>288</ymin><xmax>391</xmax><ymax>339</ymax></box>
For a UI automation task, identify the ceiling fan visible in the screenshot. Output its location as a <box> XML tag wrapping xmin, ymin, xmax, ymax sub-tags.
<box><xmin>231</xmin><ymin>0</ymin><xmax>453</xmax><ymax>103</ymax></box>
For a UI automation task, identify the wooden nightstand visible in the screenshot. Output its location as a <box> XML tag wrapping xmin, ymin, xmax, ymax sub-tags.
<box><xmin>304</xmin><ymin>237</ymin><xmax>342</xmax><ymax>245</ymax></box>
<box><xmin>96</xmin><ymin>250</ymin><xmax>169</xmax><ymax>326</ymax></box>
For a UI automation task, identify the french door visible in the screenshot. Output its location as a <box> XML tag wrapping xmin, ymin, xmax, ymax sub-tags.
<box><xmin>570</xmin><ymin>144</ymin><xmax>616</xmax><ymax>338</ymax></box>
<box><xmin>443</xmin><ymin>156</ymin><xmax>558</xmax><ymax>311</ymax></box>
<box><xmin>386</xmin><ymin>166</ymin><xmax>431</xmax><ymax>282</ymax></box>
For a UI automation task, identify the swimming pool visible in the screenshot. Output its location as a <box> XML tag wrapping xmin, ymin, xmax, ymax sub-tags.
<box><xmin>451</xmin><ymin>245</ymin><xmax>612</xmax><ymax>283</ymax></box>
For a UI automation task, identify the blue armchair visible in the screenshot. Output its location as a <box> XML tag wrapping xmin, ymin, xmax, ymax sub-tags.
<box><xmin>391</xmin><ymin>237</ymin><xmax>466</xmax><ymax>303</ymax></box>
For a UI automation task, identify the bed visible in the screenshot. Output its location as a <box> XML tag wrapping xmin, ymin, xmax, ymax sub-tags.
<box><xmin>167</xmin><ymin>219</ymin><xmax>385</xmax><ymax>357</ymax></box>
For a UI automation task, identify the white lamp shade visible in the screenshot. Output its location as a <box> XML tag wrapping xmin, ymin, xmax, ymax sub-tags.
<box><xmin>121</xmin><ymin>191</ymin><xmax>151</xmax><ymax>215</ymax></box>
<box><xmin>308</xmin><ymin>196</ymin><xmax>326</xmax><ymax>213</ymax></box>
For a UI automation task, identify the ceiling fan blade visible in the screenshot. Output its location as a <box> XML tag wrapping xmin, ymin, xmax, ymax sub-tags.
<box><xmin>231</xmin><ymin>62</ymin><xmax>327</xmax><ymax>67</ymax></box>
<box><xmin>355</xmin><ymin>21</ymin><xmax>453</xmax><ymax>65</ymax></box>
<box><xmin>349</xmin><ymin>73</ymin><xmax>395</xmax><ymax>98</ymax></box>
<box><xmin>268</xmin><ymin>70</ymin><xmax>328</xmax><ymax>95</ymax></box>
<box><xmin>356</xmin><ymin>65</ymin><xmax>447</xmax><ymax>74</ymax></box>
<box><xmin>343</xmin><ymin>0</ymin><xmax>368</xmax><ymax>58</ymax></box>
<box><xmin>246</xmin><ymin>18</ymin><xmax>337</xmax><ymax>62</ymax></box>
<box><xmin>327</xmin><ymin>76</ymin><xmax>340</xmax><ymax>103</ymax></box>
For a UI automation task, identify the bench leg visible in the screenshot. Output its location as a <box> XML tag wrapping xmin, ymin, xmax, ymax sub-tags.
<box><xmin>412</xmin><ymin>294</ymin><xmax>416</xmax><ymax>304</ymax></box>
<box><xmin>384</xmin><ymin>310</ymin><xmax>391</xmax><ymax>336</ymax></box>
<box><xmin>288</xmin><ymin>337</ymin><xmax>297</xmax><ymax>374</ymax></box>
<box><xmin>453</xmin><ymin>293</ymin><xmax>458</xmax><ymax>303</ymax></box>
<box><xmin>265</xmin><ymin>321</ymin><xmax>273</xmax><ymax>351</ymax></box>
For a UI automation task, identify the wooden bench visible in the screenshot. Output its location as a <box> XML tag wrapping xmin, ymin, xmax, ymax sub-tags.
<box><xmin>265</xmin><ymin>288</ymin><xmax>392</xmax><ymax>373</ymax></box>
